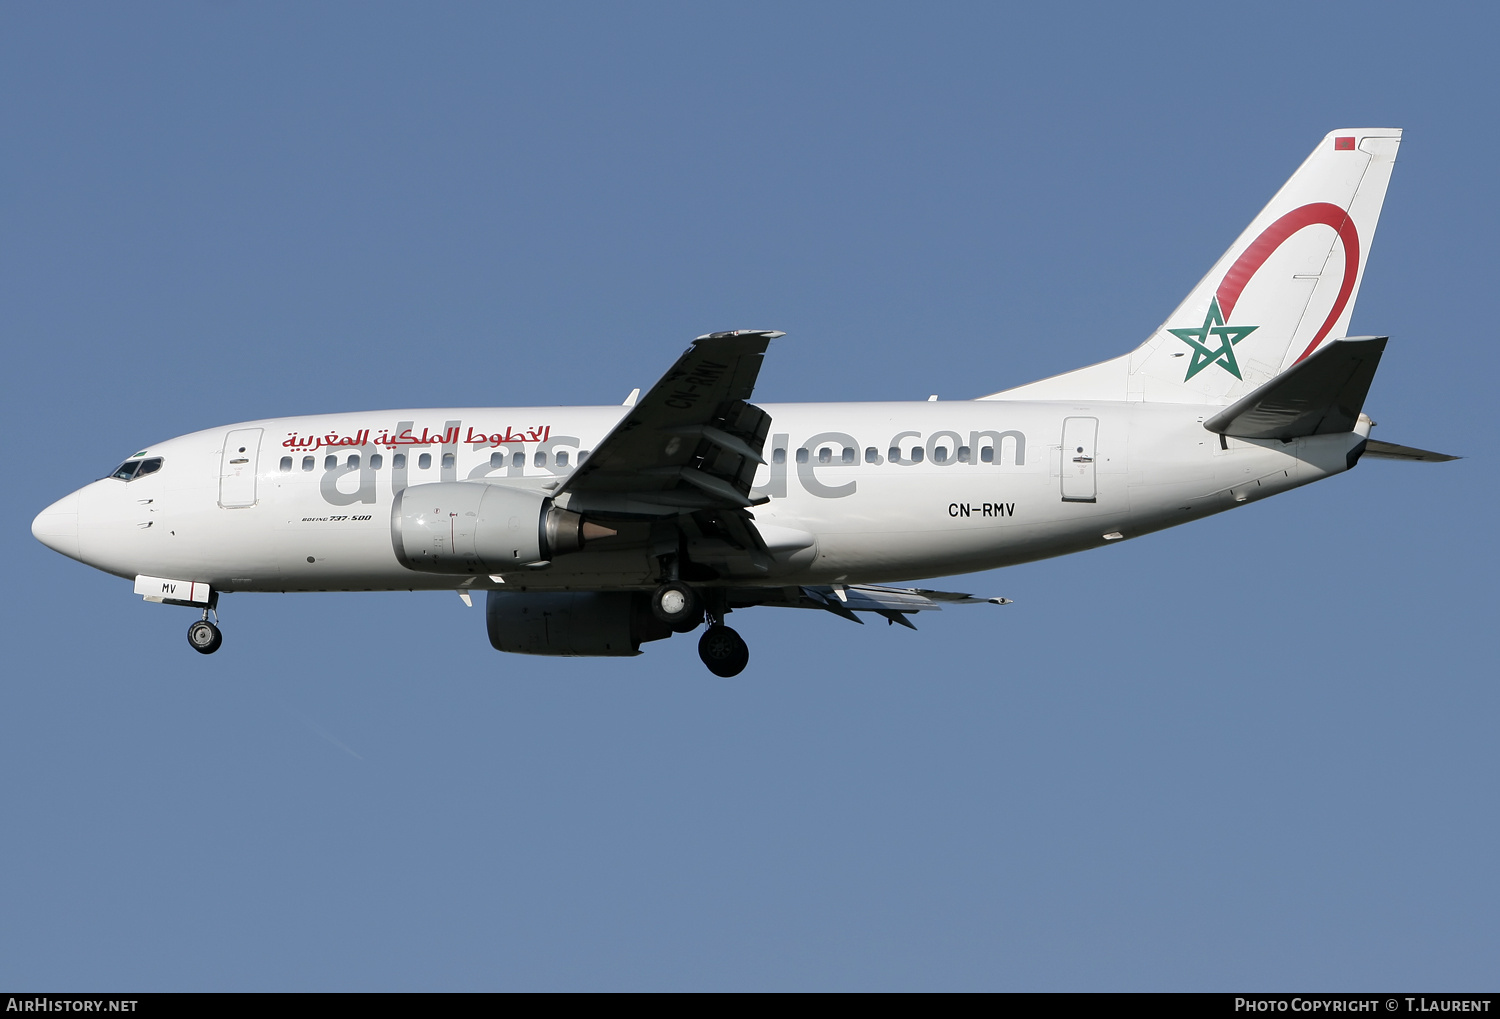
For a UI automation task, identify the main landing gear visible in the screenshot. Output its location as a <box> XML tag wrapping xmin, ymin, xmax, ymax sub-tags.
<box><xmin>650</xmin><ymin>581</ymin><xmax>702</xmax><ymax>632</ymax></box>
<box><xmin>651</xmin><ymin>578</ymin><xmax>749</xmax><ymax>676</ymax></box>
<box><xmin>698</xmin><ymin>624</ymin><xmax>749</xmax><ymax>678</ymax></box>
<box><xmin>187</xmin><ymin>596</ymin><xmax>223</xmax><ymax>655</ymax></box>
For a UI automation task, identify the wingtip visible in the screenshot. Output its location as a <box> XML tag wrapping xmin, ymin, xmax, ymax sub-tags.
<box><xmin>694</xmin><ymin>329</ymin><xmax>786</xmax><ymax>341</ymax></box>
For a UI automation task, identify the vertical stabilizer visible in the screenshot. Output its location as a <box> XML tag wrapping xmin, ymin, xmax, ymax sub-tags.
<box><xmin>984</xmin><ymin>129</ymin><xmax>1401</xmax><ymax>405</ymax></box>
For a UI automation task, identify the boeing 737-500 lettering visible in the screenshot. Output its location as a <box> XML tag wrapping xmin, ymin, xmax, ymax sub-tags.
<box><xmin>31</xmin><ymin>129</ymin><xmax>1456</xmax><ymax>675</ymax></box>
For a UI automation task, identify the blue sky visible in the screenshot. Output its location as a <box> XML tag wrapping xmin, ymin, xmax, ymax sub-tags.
<box><xmin>2</xmin><ymin>2</ymin><xmax>1495</xmax><ymax>990</ymax></box>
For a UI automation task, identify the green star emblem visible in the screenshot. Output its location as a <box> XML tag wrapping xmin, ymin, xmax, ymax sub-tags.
<box><xmin>1168</xmin><ymin>296</ymin><xmax>1259</xmax><ymax>381</ymax></box>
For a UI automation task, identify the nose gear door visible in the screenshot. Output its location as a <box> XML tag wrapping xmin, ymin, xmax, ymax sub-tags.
<box><xmin>1060</xmin><ymin>417</ymin><xmax>1097</xmax><ymax>503</ymax></box>
<box><xmin>219</xmin><ymin>428</ymin><xmax>263</xmax><ymax>508</ymax></box>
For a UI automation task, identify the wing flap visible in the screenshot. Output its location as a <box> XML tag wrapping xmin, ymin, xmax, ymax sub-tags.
<box><xmin>797</xmin><ymin>584</ymin><xmax>1013</xmax><ymax>622</ymax></box>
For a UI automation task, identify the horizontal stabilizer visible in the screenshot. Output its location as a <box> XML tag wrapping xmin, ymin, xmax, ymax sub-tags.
<box><xmin>1361</xmin><ymin>439</ymin><xmax>1460</xmax><ymax>462</ymax></box>
<box><xmin>1204</xmin><ymin>336</ymin><xmax>1386</xmax><ymax>439</ymax></box>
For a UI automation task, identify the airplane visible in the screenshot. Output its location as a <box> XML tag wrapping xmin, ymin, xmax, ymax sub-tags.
<box><xmin>31</xmin><ymin>128</ymin><xmax>1456</xmax><ymax>677</ymax></box>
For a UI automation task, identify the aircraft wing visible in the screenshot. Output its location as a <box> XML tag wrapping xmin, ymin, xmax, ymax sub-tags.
<box><xmin>557</xmin><ymin>330</ymin><xmax>783</xmax><ymax>517</ymax></box>
<box><xmin>780</xmin><ymin>584</ymin><xmax>1012</xmax><ymax>628</ymax></box>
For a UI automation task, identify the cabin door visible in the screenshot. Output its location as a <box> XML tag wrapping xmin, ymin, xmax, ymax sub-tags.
<box><xmin>1060</xmin><ymin>417</ymin><xmax>1097</xmax><ymax>503</ymax></box>
<box><xmin>219</xmin><ymin>428</ymin><xmax>263</xmax><ymax>508</ymax></box>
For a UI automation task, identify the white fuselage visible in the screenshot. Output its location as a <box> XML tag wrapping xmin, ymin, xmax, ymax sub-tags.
<box><xmin>36</xmin><ymin>399</ymin><xmax>1366</xmax><ymax>595</ymax></box>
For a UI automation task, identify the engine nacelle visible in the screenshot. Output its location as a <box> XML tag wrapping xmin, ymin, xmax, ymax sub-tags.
<box><xmin>391</xmin><ymin>481</ymin><xmax>593</xmax><ymax>574</ymax></box>
<box><xmin>486</xmin><ymin>591</ymin><xmax>671</xmax><ymax>656</ymax></box>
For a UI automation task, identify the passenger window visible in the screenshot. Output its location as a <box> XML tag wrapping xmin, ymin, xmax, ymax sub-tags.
<box><xmin>933</xmin><ymin>446</ymin><xmax>948</xmax><ymax>464</ymax></box>
<box><xmin>392</xmin><ymin>453</ymin><xmax>405</xmax><ymax>470</ymax></box>
<box><xmin>325</xmin><ymin>455</ymin><xmax>337</xmax><ymax>470</ymax></box>
<box><xmin>442</xmin><ymin>453</ymin><xmax>455</xmax><ymax>469</ymax></box>
<box><xmin>911</xmin><ymin>447</ymin><xmax>924</xmax><ymax>463</ymax></box>
<box><xmin>279</xmin><ymin>457</ymin><xmax>293</xmax><ymax>473</ymax></box>
<box><xmin>534</xmin><ymin>451</ymin><xmax>547</xmax><ymax>467</ymax></box>
<box><xmin>302</xmin><ymin>456</ymin><xmax>315</xmax><ymax>472</ymax></box>
<box><xmin>513</xmin><ymin>452</ymin><xmax>525</xmax><ymax>467</ymax></box>
<box><xmin>490</xmin><ymin>452</ymin><xmax>504</xmax><ymax>468</ymax></box>
<box><xmin>865</xmin><ymin>447</ymin><xmax>878</xmax><ymax>463</ymax></box>
<box><xmin>418</xmin><ymin>453</ymin><xmax>432</xmax><ymax>470</ymax></box>
<box><xmin>555</xmin><ymin>451</ymin><xmax>569</xmax><ymax>467</ymax></box>
<box><xmin>135</xmin><ymin>458</ymin><xmax>162</xmax><ymax>477</ymax></box>
<box><xmin>888</xmin><ymin>447</ymin><xmax>900</xmax><ymax>462</ymax></box>
<box><xmin>773</xmin><ymin>448</ymin><xmax>786</xmax><ymax>465</ymax></box>
<box><xmin>370</xmin><ymin>453</ymin><xmax>383</xmax><ymax>470</ymax></box>
<box><xmin>980</xmin><ymin>446</ymin><xmax>994</xmax><ymax>463</ymax></box>
<box><xmin>579</xmin><ymin>450</ymin><xmax>590</xmax><ymax>462</ymax></box>
<box><xmin>842</xmin><ymin>447</ymin><xmax>855</xmax><ymax>464</ymax></box>
<box><xmin>796</xmin><ymin>448</ymin><xmax>809</xmax><ymax>464</ymax></box>
<box><xmin>818</xmin><ymin>447</ymin><xmax>831</xmax><ymax>464</ymax></box>
<box><xmin>347</xmin><ymin>454</ymin><xmax>360</xmax><ymax>469</ymax></box>
<box><xmin>958</xmin><ymin>445</ymin><xmax>971</xmax><ymax>463</ymax></box>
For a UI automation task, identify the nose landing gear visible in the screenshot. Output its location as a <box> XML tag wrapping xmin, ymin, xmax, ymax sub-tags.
<box><xmin>186</xmin><ymin>595</ymin><xmax>223</xmax><ymax>655</ymax></box>
<box><xmin>187</xmin><ymin>619</ymin><xmax>222</xmax><ymax>654</ymax></box>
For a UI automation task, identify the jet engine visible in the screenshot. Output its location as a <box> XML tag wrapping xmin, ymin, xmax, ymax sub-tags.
<box><xmin>390</xmin><ymin>481</ymin><xmax>612</xmax><ymax>574</ymax></box>
<box><xmin>486</xmin><ymin>590</ymin><xmax>671</xmax><ymax>656</ymax></box>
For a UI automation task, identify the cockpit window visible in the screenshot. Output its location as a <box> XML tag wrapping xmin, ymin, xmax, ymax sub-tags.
<box><xmin>109</xmin><ymin>457</ymin><xmax>163</xmax><ymax>481</ymax></box>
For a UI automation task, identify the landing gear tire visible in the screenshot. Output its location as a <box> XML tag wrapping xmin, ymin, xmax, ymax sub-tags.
<box><xmin>698</xmin><ymin>625</ymin><xmax>749</xmax><ymax>677</ymax></box>
<box><xmin>187</xmin><ymin>620</ymin><xmax>222</xmax><ymax>655</ymax></box>
<box><xmin>651</xmin><ymin>581</ymin><xmax>700</xmax><ymax>629</ymax></box>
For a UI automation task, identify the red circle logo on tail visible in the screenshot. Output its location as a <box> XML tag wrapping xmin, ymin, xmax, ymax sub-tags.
<box><xmin>1215</xmin><ymin>202</ymin><xmax>1360</xmax><ymax>366</ymax></box>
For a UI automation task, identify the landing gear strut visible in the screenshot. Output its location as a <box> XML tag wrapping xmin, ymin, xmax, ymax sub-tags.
<box><xmin>698</xmin><ymin>624</ymin><xmax>749</xmax><ymax>677</ymax></box>
<box><xmin>187</xmin><ymin>595</ymin><xmax>222</xmax><ymax>655</ymax></box>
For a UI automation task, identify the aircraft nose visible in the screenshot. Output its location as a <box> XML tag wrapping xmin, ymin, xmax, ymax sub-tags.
<box><xmin>32</xmin><ymin>491</ymin><xmax>81</xmax><ymax>560</ymax></box>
